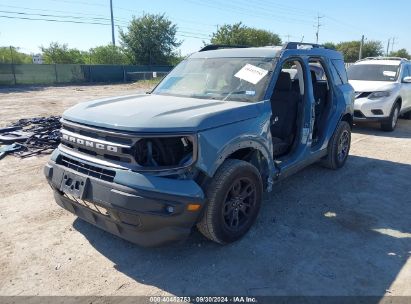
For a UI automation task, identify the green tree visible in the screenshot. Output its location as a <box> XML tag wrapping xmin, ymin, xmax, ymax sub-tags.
<box><xmin>0</xmin><ymin>47</ymin><xmax>32</xmax><ymax>64</ymax></box>
<box><xmin>335</xmin><ymin>40</ymin><xmax>383</xmax><ymax>62</ymax></box>
<box><xmin>40</xmin><ymin>42</ymin><xmax>87</xmax><ymax>64</ymax></box>
<box><xmin>120</xmin><ymin>14</ymin><xmax>181</xmax><ymax>65</ymax></box>
<box><xmin>390</xmin><ymin>48</ymin><xmax>410</xmax><ymax>59</ymax></box>
<box><xmin>210</xmin><ymin>23</ymin><xmax>282</xmax><ymax>47</ymax></box>
<box><xmin>89</xmin><ymin>44</ymin><xmax>129</xmax><ymax>64</ymax></box>
<box><xmin>323</xmin><ymin>42</ymin><xmax>336</xmax><ymax>50</ymax></box>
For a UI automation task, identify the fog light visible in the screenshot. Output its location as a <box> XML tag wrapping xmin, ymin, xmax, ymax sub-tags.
<box><xmin>166</xmin><ymin>206</ymin><xmax>174</xmax><ymax>213</ymax></box>
<box><xmin>371</xmin><ymin>109</ymin><xmax>384</xmax><ymax>115</ymax></box>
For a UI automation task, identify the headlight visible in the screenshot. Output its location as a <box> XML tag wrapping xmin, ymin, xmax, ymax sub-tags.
<box><xmin>368</xmin><ymin>91</ymin><xmax>391</xmax><ymax>99</ymax></box>
<box><xmin>133</xmin><ymin>135</ymin><xmax>196</xmax><ymax>170</ymax></box>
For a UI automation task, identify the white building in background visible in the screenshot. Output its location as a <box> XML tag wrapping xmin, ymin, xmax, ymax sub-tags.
<box><xmin>32</xmin><ymin>54</ymin><xmax>43</xmax><ymax>64</ymax></box>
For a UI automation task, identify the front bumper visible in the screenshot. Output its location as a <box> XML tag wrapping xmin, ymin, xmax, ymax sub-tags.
<box><xmin>44</xmin><ymin>150</ymin><xmax>205</xmax><ymax>247</ymax></box>
<box><xmin>353</xmin><ymin>96</ymin><xmax>394</xmax><ymax>122</ymax></box>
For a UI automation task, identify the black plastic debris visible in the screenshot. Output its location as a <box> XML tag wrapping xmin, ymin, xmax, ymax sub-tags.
<box><xmin>0</xmin><ymin>116</ymin><xmax>61</xmax><ymax>158</ymax></box>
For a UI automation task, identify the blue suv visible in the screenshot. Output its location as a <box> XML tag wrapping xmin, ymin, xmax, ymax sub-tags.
<box><xmin>44</xmin><ymin>43</ymin><xmax>354</xmax><ymax>246</ymax></box>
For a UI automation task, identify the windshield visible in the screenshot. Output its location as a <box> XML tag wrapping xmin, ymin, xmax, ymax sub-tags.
<box><xmin>347</xmin><ymin>64</ymin><xmax>400</xmax><ymax>82</ymax></box>
<box><xmin>152</xmin><ymin>57</ymin><xmax>275</xmax><ymax>102</ymax></box>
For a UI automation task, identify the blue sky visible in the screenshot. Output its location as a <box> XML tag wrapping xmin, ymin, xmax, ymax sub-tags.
<box><xmin>0</xmin><ymin>0</ymin><xmax>410</xmax><ymax>55</ymax></box>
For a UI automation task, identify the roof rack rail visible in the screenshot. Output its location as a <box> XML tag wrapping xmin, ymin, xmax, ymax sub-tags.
<box><xmin>283</xmin><ymin>42</ymin><xmax>325</xmax><ymax>50</ymax></box>
<box><xmin>199</xmin><ymin>44</ymin><xmax>249</xmax><ymax>52</ymax></box>
<box><xmin>356</xmin><ymin>57</ymin><xmax>409</xmax><ymax>63</ymax></box>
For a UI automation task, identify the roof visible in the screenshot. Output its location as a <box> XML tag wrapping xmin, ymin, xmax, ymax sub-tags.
<box><xmin>190</xmin><ymin>46</ymin><xmax>283</xmax><ymax>58</ymax></box>
<box><xmin>354</xmin><ymin>57</ymin><xmax>409</xmax><ymax>66</ymax></box>
<box><xmin>354</xmin><ymin>60</ymin><xmax>403</xmax><ymax>66</ymax></box>
<box><xmin>190</xmin><ymin>43</ymin><xmax>344</xmax><ymax>60</ymax></box>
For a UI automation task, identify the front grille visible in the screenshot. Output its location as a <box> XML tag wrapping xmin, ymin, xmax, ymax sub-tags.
<box><xmin>355</xmin><ymin>92</ymin><xmax>372</xmax><ymax>99</ymax></box>
<box><xmin>60</xmin><ymin>121</ymin><xmax>136</xmax><ymax>165</ymax></box>
<box><xmin>58</xmin><ymin>155</ymin><xmax>116</xmax><ymax>182</ymax></box>
<box><xmin>59</xmin><ymin>119</ymin><xmax>197</xmax><ymax>172</ymax></box>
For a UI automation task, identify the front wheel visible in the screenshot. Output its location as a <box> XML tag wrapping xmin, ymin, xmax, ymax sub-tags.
<box><xmin>197</xmin><ymin>159</ymin><xmax>263</xmax><ymax>244</ymax></box>
<box><xmin>321</xmin><ymin>121</ymin><xmax>351</xmax><ymax>170</ymax></box>
<box><xmin>381</xmin><ymin>103</ymin><xmax>400</xmax><ymax>132</ymax></box>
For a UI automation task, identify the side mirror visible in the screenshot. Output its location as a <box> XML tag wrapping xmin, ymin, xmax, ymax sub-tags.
<box><xmin>403</xmin><ymin>76</ymin><xmax>411</xmax><ymax>83</ymax></box>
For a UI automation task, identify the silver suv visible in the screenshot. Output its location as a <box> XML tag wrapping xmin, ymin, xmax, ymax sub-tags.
<box><xmin>348</xmin><ymin>57</ymin><xmax>411</xmax><ymax>131</ymax></box>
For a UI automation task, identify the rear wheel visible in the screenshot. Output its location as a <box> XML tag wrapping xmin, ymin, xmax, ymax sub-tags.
<box><xmin>321</xmin><ymin>121</ymin><xmax>351</xmax><ymax>170</ymax></box>
<box><xmin>381</xmin><ymin>103</ymin><xmax>400</xmax><ymax>131</ymax></box>
<box><xmin>197</xmin><ymin>159</ymin><xmax>263</xmax><ymax>244</ymax></box>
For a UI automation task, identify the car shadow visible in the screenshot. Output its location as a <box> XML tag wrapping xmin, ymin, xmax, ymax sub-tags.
<box><xmin>73</xmin><ymin>155</ymin><xmax>411</xmax><ymax>297</ymax></box>
<box><xmin>0</xmin><ymin>83</ymin><xmax>131</xmax><ymax>95</ymax></box>
<box><xmin>0</xmin><ymin>85</ymin><xmax>47</xmax><ymax>94</ymax></box>
<box><xmin>353</xmin><ymin>119</ymin><xmax>411</xmax><ymax>139</ymax></box>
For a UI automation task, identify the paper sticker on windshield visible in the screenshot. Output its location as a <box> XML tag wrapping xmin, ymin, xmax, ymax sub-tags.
<box><xmin>235</xmin><ymin>64</ymin><xmax>268</xmax><ymax>85</ymax></box>
<box><xmin>383</xmin><ymin>71</ymin><xmax>396</xmax><ymax>77</ymax></box>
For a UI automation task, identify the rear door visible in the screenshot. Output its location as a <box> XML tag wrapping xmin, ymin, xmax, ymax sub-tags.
<box><xmin>406</xmin><ymin>65</ymin><xmax>411</xmax><ymax>110</ymax></box>
<box><xmin>401</xmin><ymin>64</ymin><xmax>411</xmax><ymax>111</ymax></box>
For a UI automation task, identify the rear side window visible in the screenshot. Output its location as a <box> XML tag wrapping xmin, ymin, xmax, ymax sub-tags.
<box><xmin>331</xmin><ymin>59</ymin><xmax>349</xmax><ymax>84</ymax></box>
<box><xmin>403</xmin><ymin>65</ymin><xmax>411</xmax><ymax>78</ymax></box>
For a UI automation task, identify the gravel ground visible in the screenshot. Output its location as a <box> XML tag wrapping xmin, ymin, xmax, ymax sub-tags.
<box><xmin>0</xmin><ymin>84</ymin><xmax>410</xmax><ymax>297</ymax></box>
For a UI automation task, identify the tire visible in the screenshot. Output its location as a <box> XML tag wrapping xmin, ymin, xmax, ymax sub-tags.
<box><xmin>381</xmin><ymin>102</ymin><xmax>400</xmax><ymax>132</ymax></box>
<box><xmin>197</xmin><ymin>159</ymin><xmax>263</xmax><ymax>244</ymax></box>
<box><xmin>321</xmin><ymin>121</ymin><xmax>351</xmax><ymax>170</ymax></box>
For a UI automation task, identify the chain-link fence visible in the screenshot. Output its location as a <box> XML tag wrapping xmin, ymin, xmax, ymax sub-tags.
<box><xmin>0</xmin><ymin>64</ymin><xmax>173</xmax><ymax>86</ymax></box>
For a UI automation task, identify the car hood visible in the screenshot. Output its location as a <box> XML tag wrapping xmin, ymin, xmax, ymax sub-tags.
<box><xmin>349</xmin><ymin>80</ymin><xmax>397</xmax><ymax>92</ymax></box>
<box><xmin>62</xmin><ymin>94</ymin><xmax>262</xmax><ymax>132</ymax></box>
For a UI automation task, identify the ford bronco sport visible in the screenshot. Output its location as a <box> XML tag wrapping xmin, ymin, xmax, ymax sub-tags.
<box><xmin>44</xmin><ymin>43</ymin><xmax>354</xmax><ymax>246</ymax></box>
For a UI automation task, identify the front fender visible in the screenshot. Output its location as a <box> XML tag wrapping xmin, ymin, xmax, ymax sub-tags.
<box><xmin>195</xmin><ymin>106</ymin><xmax>276</xmax><ymax>183</ymax></box>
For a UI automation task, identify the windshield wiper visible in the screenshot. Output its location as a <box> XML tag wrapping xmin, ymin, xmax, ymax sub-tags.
<box><xmin>220</xmin><ymin>91</ymin><xmax>247</xmax><ymax>95</ymax></box>
<box><xmin>222</xmin><ymin>90</ymin><xmax>249</xmax><ymax>101</ymax></box>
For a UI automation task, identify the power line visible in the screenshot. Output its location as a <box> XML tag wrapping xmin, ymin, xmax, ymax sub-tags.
<box><xmin>49</xmin><ymin>0</ymin><xmax>108</xmax><ymax>8</ymax></box>
<box><xmin>236</xmin><ymin>0</ymin><xmax>316</xmax><ymax>18</ymax></box>
<box><xmin>183</xmin><ymin>0</ymin><xmax>314</xmax><ymax>25</ymax></box>
<box><xmin>0</xmin><ymin>9</ymin><xmax>127</xmax><ymax>24</ymax></box>
<box><xmin>0</xmin><ymin>14</ymin><xmax>210</xmax><ymax>40</ymax></box>
<box><xmin>0</xmin><ymin>8</ymin><xmax>212</xmax><ymax>36</ymax></box>
<box><xmin>0</xmin><ymin>4</ymin><xmax>126</xmax><ymax>21</ymax></box>
<box><xmin>0</xmin><ymin>14</ymin><xmax>112</xmax><ymax>26</ymax></box>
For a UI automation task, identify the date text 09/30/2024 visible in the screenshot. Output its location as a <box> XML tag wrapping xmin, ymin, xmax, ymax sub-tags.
<box><xmin>149</xmin><ymin>296</ymin><xmax>257</xmax><ymax>303</ymax></box>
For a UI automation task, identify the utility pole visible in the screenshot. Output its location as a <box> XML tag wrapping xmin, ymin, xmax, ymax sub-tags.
<box><xmin>386</xmin><ymin>38</ymin><xmax>391</xmax><ymax>56</ymax></box>
<box><xmin>9</xmin><ymin>46</ymin><xmax>17</xmax><ymax>85</ymax></box>
<box><xmin>315</xmin><ymin>13</ymin><xmax>324</xmax><ymax>44</ymax></box>
<box><xmin>9</xmin><ymin>46</ymin><xmax>14</xmax><ymax>64</ymax></box>
<box><xmin>391</xmin><ymin>37</ymin><xmax>396</xmax><ymax>54</ymax></box>
<box><xmin>110</xmin><ymin>0</ymin><xmax>115</xmax><ymax>45</ymax></box>
<box><xmin>359</xmin><ymin>35</ymin><xmax>365</xmax><ymax>60</ymax></box>
<box><xmin>285</xmin><ymin>34</ymin><xmax>291</xmax><ymax>43</ymax></box>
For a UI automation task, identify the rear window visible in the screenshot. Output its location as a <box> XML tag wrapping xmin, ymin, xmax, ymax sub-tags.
<box><xmin>331</xmin><ymin>59</ymin><xmax>348</xmax><ymax>84</ymax></box>
<box><xmin>348</xmin><ymin>64</ymin><xmax>400</xmax><ymax>82</ymax></box>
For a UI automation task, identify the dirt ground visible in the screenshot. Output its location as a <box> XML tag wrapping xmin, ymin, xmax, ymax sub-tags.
<box><xmin>0</xmin><ymin>84</ymin><xmax>410</xmax><ymax>297</ymax></box>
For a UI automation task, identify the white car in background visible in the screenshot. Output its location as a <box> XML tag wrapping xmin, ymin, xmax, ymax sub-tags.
<box><xmin>348</xmin><ymin>57</ymin><xmax>411</xmax><ymax>131</ymax></box>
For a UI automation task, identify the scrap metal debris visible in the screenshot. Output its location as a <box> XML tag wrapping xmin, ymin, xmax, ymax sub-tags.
<box><xmin>0</xmin><ymin>116</ymin><xmax>61</xmax><ymax>158</ymax></box>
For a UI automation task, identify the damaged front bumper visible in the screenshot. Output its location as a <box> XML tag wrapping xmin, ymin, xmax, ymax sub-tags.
<box><xmin>44</xmin><ymin>149</ymin><xmax>205</xmax><ymax>247</ymax></box>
